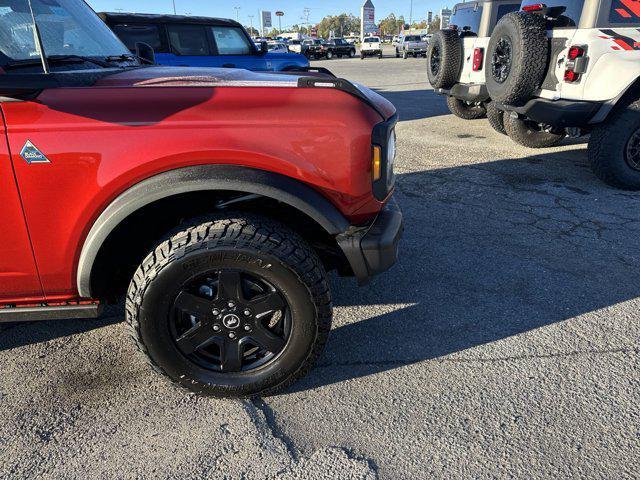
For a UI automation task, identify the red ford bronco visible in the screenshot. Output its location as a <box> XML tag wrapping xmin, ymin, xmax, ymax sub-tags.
<box><xmin>0</xmin><ymin>0</ymin><xmax>402</xmax><ymax>397</ymax></box>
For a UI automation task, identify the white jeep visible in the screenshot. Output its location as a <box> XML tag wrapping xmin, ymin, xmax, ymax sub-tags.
<box><xmin>427</xmin><ymin>0</ymin><xmax>521</xmax><ymax>128</ymax></box>
<box><xmin>486</xmin><ymin>0</ymin><xmax>640</xmax><ymax>189</ymax></box>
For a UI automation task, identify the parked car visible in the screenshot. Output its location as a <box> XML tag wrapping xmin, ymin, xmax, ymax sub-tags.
<box><xmin>486</xmin><ymin>0</ymin><xmax>640</xmax><ymax>189</ymax></box>
<box><xmin>361</xmin><ymin>36</ymin><xmax>383</xmax><ymax>59</ymax></box>
<box><xmin>396</xmin><ymin>34</ymin><xmax>428</xmax><ymax>58</ymax></box>
<box><xmin>267</xmin><ymin>41</ymin><xmax>289</xmax><ymax>54</ymax></box>
<box><xmin>427</xmin><ymin>0</ymin><xmax>520</xmax><ymax>125</ymax></box>
<box><xmin>99</xmin><ymin>13</ymin><xmax>309</xmax><ymax>72</ymax></box>
<box><xmin>326</xmin><ymin>38</ymin><xmax>357</xmax><ymax>58</ymax></box>
<box><xmin>287</xmin><ymin>39</ymin><xmax>304</xmax><ymax>53</ymax></box>
<box><xmin>305</xmin><ymin>39</ymin><xmax>333</xmax><ymax>59</ymax></box>
<box><xmin>1</xmin><ymin>0</ymin><xmax>402</xmax><ymax>397</ymax></box>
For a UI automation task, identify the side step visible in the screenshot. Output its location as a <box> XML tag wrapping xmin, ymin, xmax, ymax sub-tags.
<box><xmin>0</xmin><ymin>304</ymin><xmax>102</xmax><ymax>323</ymax></box>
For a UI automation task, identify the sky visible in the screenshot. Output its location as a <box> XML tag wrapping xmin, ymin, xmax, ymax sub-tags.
<box><xmin>86</xmin><ymin>0</ymin><xmax>452</xmax><ymax>29</ymax></box>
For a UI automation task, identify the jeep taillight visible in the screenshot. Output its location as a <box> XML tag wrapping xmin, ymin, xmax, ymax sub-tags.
<box><xmin>567</xmin><ymin>46</ymin><xmax>584</xmax><ymax>60</ymax></box>
<box><xmin>472</xmin><ymin>48</ymin><xmax>484</xmax><ymax>71</ymax></box>
<box><xmin>564</xmin><ymin>45</ymin><xmax>588</xmax><ymax>83</ymax></box>
<box><xmin>522</xmin><ymin>3</ymin><xmax>547</xmax><ymax>13</ymax></box>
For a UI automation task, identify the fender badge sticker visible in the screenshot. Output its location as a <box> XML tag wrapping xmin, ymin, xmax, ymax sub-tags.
<box><xmin>20</xmin><ymin>140</ymin><xmax>50</xmax><ymax>164</ymax></box>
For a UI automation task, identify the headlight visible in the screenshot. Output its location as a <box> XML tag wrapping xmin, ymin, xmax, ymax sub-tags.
<box><xmin>371</xmin><ymin>118</ymin><xmax>398</xmax><ymax>201</ymax></box>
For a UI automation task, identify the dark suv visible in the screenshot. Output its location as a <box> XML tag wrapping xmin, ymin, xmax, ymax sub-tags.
<box><xmin>100</xmin><ymin>13</ymin><xmax>309</xmax><ymax>72</ymax></box>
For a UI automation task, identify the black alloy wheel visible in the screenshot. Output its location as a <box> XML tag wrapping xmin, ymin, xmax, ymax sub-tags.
<box><xmin>171</xmin><ymin>269</ymin><xmax>290</xmax><ymax>373</ymax></box>
<box><xmin>625</xmin><ymin>129</ymin><xmax>640</xmax><ymax>171</ymax></box>
<box><xmin>491</xmin><ymin>37</ymin><xmax>513</xmax><ymax>84</ymax></box>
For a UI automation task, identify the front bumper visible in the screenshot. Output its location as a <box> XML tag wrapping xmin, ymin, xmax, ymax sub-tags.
<box><xmin>362</xmin><ymin>49</ymin><xmax>382</xmax><ymax>55</ymax></box>
<box><xmin>498</xmin><ymin>98</ymin><xmax>604</xmax><ymax>128</ymax></box>
<box><xmin>337</xmin><ymin>197</ymin><xmax>403</xmax><ymax>285</ymax></box>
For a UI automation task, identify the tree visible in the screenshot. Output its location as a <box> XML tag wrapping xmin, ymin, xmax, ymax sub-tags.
<box><xmin>316</xmin><ymin>13</ymin><xmax>360</xmax><ymax>39</ymax></box>
<box><xmin>379</xmin><ymin>13</ymin><xmax>406</xmax><ymax>35</ymax></box>
<box><xmin>246</xmin><ymin>26</ymin><xmax>259</xmax><ymax>37</ymax></box>
<box><xmin>428</xmin><ymin>16</ymin><xmax>441</xmax><ymax>33</ymax></box>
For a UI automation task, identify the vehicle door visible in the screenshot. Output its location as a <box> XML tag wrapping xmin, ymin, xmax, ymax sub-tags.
<box><xmin>109</xmin><ymin>22</ymin><xmax>169</xmax><ymax>62</ymax></box>
<box><xmin>0</xmin><ymin>102</ymin><xmax>44</xmax><ymax>302</ymax></box>
<box><xmin>209</xmin><ymin>25</ymin><xmax>270</xmax><ymax>70</ymax></box>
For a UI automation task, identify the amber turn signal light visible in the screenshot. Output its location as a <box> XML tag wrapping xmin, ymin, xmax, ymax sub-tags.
<box><xmin>372</xmin><ymin>146</ymin><xmax>382</xmax><ymax>181</ymax></box>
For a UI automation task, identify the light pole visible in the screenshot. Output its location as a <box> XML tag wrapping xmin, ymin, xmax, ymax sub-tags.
<box><xmin>234</xmin><ymin>6</ymin><xmax>241</xmax><ymax>22</ymax></box>
<box><xmin>172</xmin><ymin>0</ymin><xmax>176</xmax><ymax>15</ymax></box>
<box><xmin>409</xmin><ymin>0</ymin><xmax>414</xmax><ymax>26</ymax></box>
<box><xmin>248</xmin><ymin>15</ymin><xmax>254</xmax><ymax>36</ymax></box>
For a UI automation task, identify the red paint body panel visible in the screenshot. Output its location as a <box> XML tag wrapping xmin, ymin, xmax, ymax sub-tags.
<box><xmin>0</xmin><ymin>76</ymin><xmax>389</xmax><ymax>299</ymax></box>
<box><xmin>0</xmin><ymin>112</ymin><xmax>43</xmax><ymax>301</ymax></box>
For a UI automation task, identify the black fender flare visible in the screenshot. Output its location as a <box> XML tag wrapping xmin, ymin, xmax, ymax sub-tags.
<box><xmin>77</xmin><ymin>165</ymin><xmax>351</xmax><ymax>298</ymax></box>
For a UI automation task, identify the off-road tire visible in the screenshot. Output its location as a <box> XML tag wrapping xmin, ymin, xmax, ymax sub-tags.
<box><xmin>395</xmin><ymin>48</ymin><xmax>400</xmax><ymax>58</ymax></box>
<box><xmin>446</xmin><ymin>96</ymin><xmax>487</xmax><ymax>120</ymax></box>
<box><xmin>126</xmin><ymin>215</ymin><xmax>332</xmax><ymax>398</ymax></box>
<box><xmin>588</xmin><ymin>98</ymin><xmax>640</xmax><ymax>190</ymax></box>
<box><xmin>486</xmin><ymin>101</ymin><xmax>507</xmax><ymax>135</ymax></box>
<box><xmin>504</xmin><ymin>112</ymin><xmax>565</xmax><ymax>148</ymax></box>
<box><xmin>486</xmin><ymin>12</ymin><xmax>548</xmax><ymax>105</ymax></box>
<box><xmin>349</xmin><ymin>49</ymin><xmax>356</xmax><ymax>58</ymax></box>
<box><xmin>326</xmin><ymin>50</ymin><xmax>333</xmax><ymax>60</ymax></box>
<box><xmin>427</xmin><ymin>30</ymin><xmax>462</xmax><ymax>89</ymax></box>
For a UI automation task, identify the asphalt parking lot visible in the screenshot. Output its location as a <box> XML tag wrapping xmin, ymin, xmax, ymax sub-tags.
<box><xmin>1</xmin><ymin>53</ymin><xmax>639</xmax><ymax>479</ymax></box>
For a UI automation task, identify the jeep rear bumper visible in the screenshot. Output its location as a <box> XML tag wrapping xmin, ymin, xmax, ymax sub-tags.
<box><xmin>436</xmin><ymin>84</ymin><xmax>489</xmax><ymax>103</ymax></box>
<box><xmin>337</xmin><ymin>197</ymin><xmax>403</xmax><ymax>285</ymax></box>
<box><xmin>498</xmin><ymin>98</ymin><xmax>604</xmax><ymax>128</ymax></box>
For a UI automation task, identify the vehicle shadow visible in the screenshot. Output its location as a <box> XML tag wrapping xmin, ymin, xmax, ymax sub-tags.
<box><xmin>0</xmin><ymin>315</ymin><xmax>121</xmax><ymax>353</ymax></box>
<box><xmin>290</xmin><ymin>147</ymin><xmax>640</xmax><ymax>392</ymax></box>
<box><xmin>373</xmin><ymin>88</ymin><xmax>450</xmax><ymax>122</ymax></box>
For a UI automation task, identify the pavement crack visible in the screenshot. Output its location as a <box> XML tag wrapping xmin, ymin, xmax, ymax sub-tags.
<box><xmin>243</xmin><ymin>397</ymin><xmax>300</xmax><ymax>463</ymax></box>
<box><xmin>317</xmin><ymin>347</ymin><xmax>639</xmax><ymax>369</ymax></box>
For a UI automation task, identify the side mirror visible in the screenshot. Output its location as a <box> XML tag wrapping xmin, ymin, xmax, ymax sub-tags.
<box><xmin>259</xmin><ymin>41</ymin><xmax>268</xmax><ymax>55</ymax></box>
<box><xmin>135</xmin><ymin>42</ymin><xmax>156</xmax><ymax>65</ymax></box>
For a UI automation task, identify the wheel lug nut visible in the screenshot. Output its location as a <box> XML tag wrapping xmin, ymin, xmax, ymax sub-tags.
<box><xmin>213</xmin><ymin>325</ymin><xmax>221</xmax><ymax>332</ymax></box>
<box><xmin>243</xmin><ymin>309</ymin><xmax>251</xmax><ymax>316</ymax></box>
<box><xmin>229</xmin><ymin>332</ymin><xmax>236</xmax><ymax>339</ymax></box>
<box><xmin>244</xmin><ymin>325</ymin><xmax>251</xmax><ymax>331</ymax></box>
<box><xmin>228</xmin><ymin>301</ymin><xmax>236</xmax><ymax>308</ymax></box>
<box><xmin>212</xmin><ymin>309</ymin><xmax>220</xmax><ymax>316</ymax></box>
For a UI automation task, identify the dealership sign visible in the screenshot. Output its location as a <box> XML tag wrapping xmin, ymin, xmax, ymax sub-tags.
<box><xmin>360</xmin><ymin>0</ymin><xmax>376</xmax><ymax>38</ymax></box>
<box><xmin>261</xmin><ymin>11</ymin><xmax>272</xmax><ymax>29</ymax></box>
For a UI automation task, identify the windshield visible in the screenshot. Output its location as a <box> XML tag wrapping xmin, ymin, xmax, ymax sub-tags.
<box><xmin>450</xmin><ymin>5</ymin><xmax>483</xmax><ymax>35</ymax></box>
<box><xmin>404</xmin><ymin>35</ymin><xmax>421</xmax><ymax>41</ymax></box>
<box><xmin>364</xmin><ymin>37</ymin><xmax>379</xmax><ymax>43</ymax></box>
<box><xmin>0</xmin><ymin>0</ymin><xmax>130</xmax><ymax>68</ymax></box>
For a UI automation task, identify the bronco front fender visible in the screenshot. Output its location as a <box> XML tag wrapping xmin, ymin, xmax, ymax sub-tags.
<box><xmin>76</xmin><ymin>165</ymin><xmax>352</xmax><ymax>298</ymax></box>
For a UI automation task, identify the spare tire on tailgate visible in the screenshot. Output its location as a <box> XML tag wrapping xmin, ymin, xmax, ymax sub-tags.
<box><xmin>427</xmin><ymin>30</ymin><xmax>462</xmax><ymax>89</ymax></box>
<box><xmin>486</xmin><ymin>12</ymin><xmax>548</xmax><ymax>105</ymax></box>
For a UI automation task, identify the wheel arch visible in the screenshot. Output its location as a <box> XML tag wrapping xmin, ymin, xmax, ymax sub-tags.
<box><xmin>590</xmin><ymin>75</ymin><xmax>640</xmax><ymax>124</ymax></box>
<box><xmin>77</xmin><ymin>165</ymin><xmax>351</xmax><ymax>299</ymax></box>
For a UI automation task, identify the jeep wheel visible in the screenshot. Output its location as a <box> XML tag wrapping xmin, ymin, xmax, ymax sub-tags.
<box><xmin>395</xmin><ymin>48</ymin><xmax>400</xmax><ymax>58</ymax></box>
<box><xmin>486</xmin><ymin>12</ymin><xmax>548</xmax><ymax>105</ymax></box>
<box><xmin>446</xmin><ymin>96</ymin><xmax>487</xmax><ymax>120</ymax></box>
<box><xmin>589</xmin><ymin>99</ymin><xmax>640</xmax><ymax>190</ymax></box>
<box><xmin>504</xmin><ymin>113</ymin><xmax>565</xmax><ymax>148</ymax></box>
<box><xmin>326</xmin><ymin>51</ymin><xmax>333</xmax><ymax>60</ymax></box>
<box><xmin>349</xmin><ymin>49</ymin><xmax>356</xmax><ymax>58</ymax></box>
<box><xmin>427</xmin><ymin>30</ymin><xmax>462</xmax><ymax>89</ymax></box>
<box><xmin>126</xmin><ymin>215</ymin><xmax>332</xmax><ymax>398</ymax></box>
<box><xmin>486</xmin><ymin>101</ymin><xmax>507</xmax><ymax>135</ymax></box>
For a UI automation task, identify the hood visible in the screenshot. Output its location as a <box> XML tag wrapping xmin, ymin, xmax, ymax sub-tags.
<box><xmin>95</xmin><ymin>66</ymin><xmax>302</xmax><ymax>88</ymax></box>
<box><xmin>94</xmin><ymin>66</ymin><xmax>396</xmax><ymax>120</ymax></box>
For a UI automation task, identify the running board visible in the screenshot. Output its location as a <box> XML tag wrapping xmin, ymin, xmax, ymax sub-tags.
<box><xmin>0</xmin><ymin>304</ymin><xmax>102</xmax><ymax>323</ymax></box>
